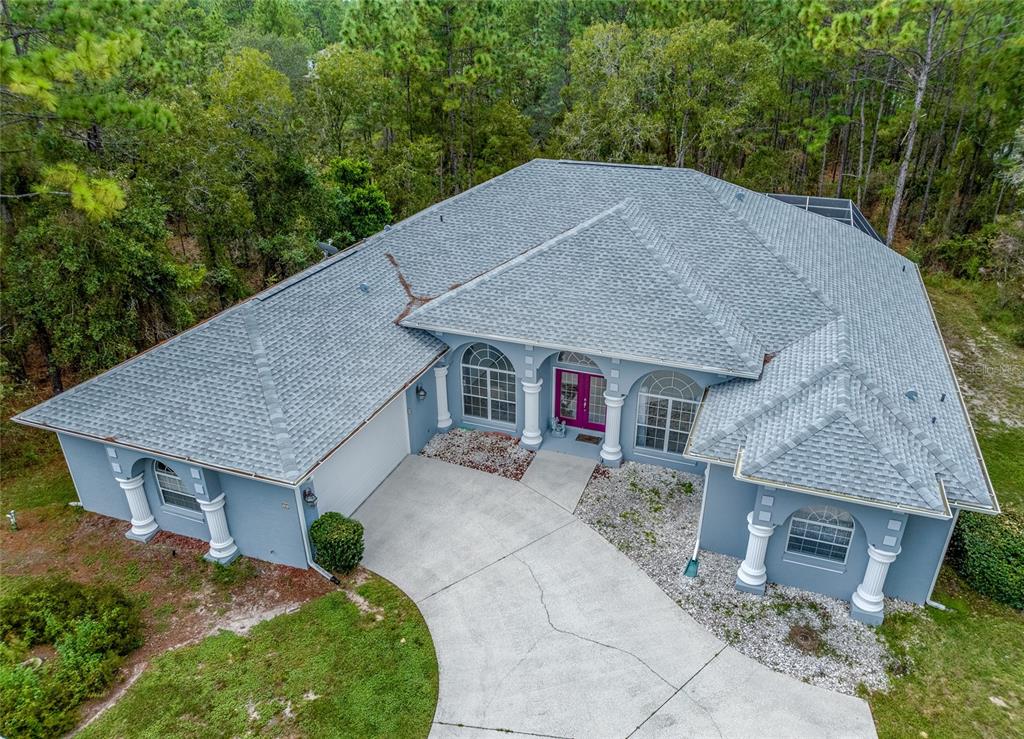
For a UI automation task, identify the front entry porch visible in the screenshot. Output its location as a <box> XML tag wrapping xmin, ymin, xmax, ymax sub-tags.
<box><xmin>539</xmin><ymin>425</ymin><xmax>605</xmax><ymax>461</ymax></box>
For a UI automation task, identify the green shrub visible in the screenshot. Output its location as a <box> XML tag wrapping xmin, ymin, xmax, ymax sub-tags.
<box><xmin>949</xmin><ymin>510</ymin><xmax>1024</xmax><ymax>610</ymax></box>
<box><xmin>310</xmin><ymin>512</ymin><xmax>365</xmax><ymax>574</ymax></box>
<box><xmin>0</xmin><ymin>577</ymin><xmax>143</xmax><ymax>738</ymax></box>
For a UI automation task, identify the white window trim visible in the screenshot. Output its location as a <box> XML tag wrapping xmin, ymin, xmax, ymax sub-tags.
<box><xmin>461</xmin><ymin>346</ymin><xmax>517</xmax><ymax>424</ymax></box>
<box><xmin>154</xmin><ymin>462</ymin><xmax>202</xmax><ymax>513</ymax></box>
<box><xmin>784</xmin><ymin>510</ymin><xmax>855</xmax><ymax>565</ymax></box>
<box><xmin>634</xmin><ymin>391</ymin><xmax>700</xmax><ymax>455</ymax></box>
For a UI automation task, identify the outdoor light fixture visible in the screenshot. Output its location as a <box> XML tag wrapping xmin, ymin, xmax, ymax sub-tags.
<box><xmin>415</xmin><ymin>385</ymin><xmax>427</xmax><ymax>400</ymax></box>
<box><xmin>302</xmin><ymin>488</ymin><xmax>318</xmax><ymax>506</ymax></box>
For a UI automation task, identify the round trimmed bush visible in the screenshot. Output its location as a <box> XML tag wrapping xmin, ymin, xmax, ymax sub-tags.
<box><xmin>310</xmin><ymin>512</ymin><xmax>365</xmax><ymax>574</ymax></box>
<box><xmin>948</xmin><ymin>510</ymin><xmax>1024</xmax><ymax>609</ymax></box>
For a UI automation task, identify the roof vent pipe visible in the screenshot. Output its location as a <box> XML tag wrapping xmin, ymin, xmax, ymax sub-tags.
<box><xmin>358</xmin><ymin>283</ymin><xmax>370</xmax><ymax>294</ymax></box>
<box><xmin>905</xmin><ymin>389</ymin><xmax>919</xmax><ymax>401</ymax></box>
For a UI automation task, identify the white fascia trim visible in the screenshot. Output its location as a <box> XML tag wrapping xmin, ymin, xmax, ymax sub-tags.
<box><xmin>404</xmin><ymin>327</ymin><xmax>762</xmax><ymax>380</ymax></box>
<box><xmin>733</xmin><ymin>448</ymin><xmax>953</xmax><ymax>521</ymax></box>
<box><xmin>25</xmin><ymin>423</ymin><xmax>298</xmax><ymax>486</ymax></box>
<box><xmin>914</xmin><ymin>266</ymin><xmax>999</xmax><ymax>514</ymax></box>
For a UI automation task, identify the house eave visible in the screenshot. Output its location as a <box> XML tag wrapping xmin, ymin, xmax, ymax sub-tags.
<box><xmin>732</xmin><ymin>448</ymin><xmax>953</xmax><ymax>520</ymax></box>
<box><xmin>401</xmin><ymin>324</ymin><xmax>763</xmax><ymax>379</ymax></box>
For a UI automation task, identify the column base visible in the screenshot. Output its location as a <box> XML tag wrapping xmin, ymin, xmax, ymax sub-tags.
<box><xmin>850</xmin><ymin>601</ymin><xmax>884</xmax><ymax>625</ymax></box>
<box><xmin>125</xmin><ymin>524</ymin><xmax>158</xmax><ymax>544</ymax></box>
<box><xmin>204</xmin><ymin>543</ymin><xmax>240</xmax><ymax>566</ymax></box>
<box><xmin>600</xmin><ymin>454</ymin><xmax>622</xmax><ymax>468</ymax></box>
<box><xmin>735</xmin><ymin>576</ymin><xmax>766</xmax><ymax>595</ymax></box>
<box><xmin>520</xmin><ymin>435</ymin><xmax>542</xmax><ymax>451</ymax></box>
<box><xmin>437</xmin><ymin>418</ymin><xmax>453</xmax><ymax>432</ymax></box>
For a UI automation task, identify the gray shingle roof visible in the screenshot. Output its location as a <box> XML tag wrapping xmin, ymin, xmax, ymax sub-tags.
<box><xmin>15</xmin><ymin>159</ymin><xmax>998</xmax><ymax>515</ymax></box>
<box><xmin>16</xmin><ymin>247</ymin><xmax>446</xmax><ymax>483</ymax></box>
<box><xmin>402</xmin><ymin>199</ymin><xmax>765</xmax><ymax>376</ymax></box>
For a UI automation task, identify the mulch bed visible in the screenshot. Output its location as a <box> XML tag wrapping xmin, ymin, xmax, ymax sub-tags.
<box><xmin>420</xmin><ymin>428</ymin><xmax>535</xmax><ymax>480</ymax></box>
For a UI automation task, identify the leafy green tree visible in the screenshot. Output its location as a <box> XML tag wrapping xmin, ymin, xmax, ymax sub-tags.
<box><xmin>1</xmin><ymin>182</ymin><xmax>202</xmax><ymax>391</ymax></box>
<box><xmin>653</xmin><ymin>19</ymin><xmax>778</xmax><ymax>171</ymax></box>
<box><xmin>308</xmin><ymin>44</ymin><xmax>394</xmax><ymax>157</ymax></box>
<box><xmin>321</xmin><ymin>158</ymin><xmax>393</xmax><ymax>246</ymax></box>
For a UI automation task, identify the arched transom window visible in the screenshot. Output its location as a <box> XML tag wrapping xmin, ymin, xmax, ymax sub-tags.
<box><xmin>154</xmin><ymin>461</ymin><xmax>201</xmax><ymax>512</ymax></box>
<box><xmin>557</xmin><ymin>351</ymin><xmax>597</xmax><ymax>368</ymax></box>
<box><xmin>462</xmin><ymin>343</ymin><xmax>516</xmax><ymax>423</ymax></box>
<box><xmin>786</xmin><ymin>507</ymin><xmax>855</xmax><ymax>563</ymax></box>
<box><xmin>635</xmin><ymin>371</ymin><xmax>701</xmax><ymax>454</ymax></box>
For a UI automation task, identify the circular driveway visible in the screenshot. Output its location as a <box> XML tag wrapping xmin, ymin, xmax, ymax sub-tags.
<box><xmin>354</xmin><ymin>455</ymin><xmax>876</xmax><ymax>738</ymax></box>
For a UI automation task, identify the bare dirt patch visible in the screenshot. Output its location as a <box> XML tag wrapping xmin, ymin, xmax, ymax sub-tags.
<box><xmin>420</xmin><ymin>427</ymin><xmax>535</xmax><ymax>480</ymax></box>
<box><xmin>1</xmin><ymin>506</ymin><xmax>334</xmax><ymax>727</ymax></box>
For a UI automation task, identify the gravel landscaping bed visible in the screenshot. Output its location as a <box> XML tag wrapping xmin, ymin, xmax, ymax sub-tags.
<box><xmin>576</xmin><ymin>461</ymin><xmax>918</xmax><ymax>695</ymax></box>
<box><xmin>420</xmin><ymin>428</ymin><xmax>535</xmax><ymax>480</ymax></box>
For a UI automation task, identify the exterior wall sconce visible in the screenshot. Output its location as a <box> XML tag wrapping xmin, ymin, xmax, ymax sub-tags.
<box><xmin>415</xmin><ymin>385</ymin><xmax>427</xmax><ymax>401</ymax></box>
<box><xmin>302</xmin><ymin>488</ymin><xmax>318</xmax><ymax>506</ymax></box>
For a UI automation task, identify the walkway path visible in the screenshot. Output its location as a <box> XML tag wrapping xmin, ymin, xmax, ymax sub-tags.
<box><xmin>354</xmin><ymin>455</ymin><xmax>876</xmax><ymax>738</ymax></box>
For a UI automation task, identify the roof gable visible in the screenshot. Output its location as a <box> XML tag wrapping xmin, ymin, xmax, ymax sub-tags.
<box><xmin>403</xmin><ymin>200</ymin><xmax>765</xmax><ymax>376</ymax></box>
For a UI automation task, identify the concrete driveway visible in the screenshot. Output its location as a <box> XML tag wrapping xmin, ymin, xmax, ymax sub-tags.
<box><xmin>354</xmin><ymin>455</ymin><xmax>876</xmax><ymax>738</ymax></box>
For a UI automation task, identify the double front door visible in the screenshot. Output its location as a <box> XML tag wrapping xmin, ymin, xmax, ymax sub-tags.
<box><xmin>555</xmin><ymin>369</ymin><xmax>607</xmax><ymax>431</ymax></box>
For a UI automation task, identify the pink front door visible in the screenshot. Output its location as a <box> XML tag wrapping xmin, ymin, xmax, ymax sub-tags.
<box><xmin>555</xmin><ymin>368</ymin><xmax>607</xmax><ymax>432</ymax></box>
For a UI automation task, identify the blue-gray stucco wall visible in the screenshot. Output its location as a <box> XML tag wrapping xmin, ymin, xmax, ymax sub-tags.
<box><xmin>405</xmin><ymin>368</ymin><xmax>440</xmax><ymax>453</ymax></box>
<box><xmin>699</xmin><ymin>463</ymin><xmax>954</xmax><ymax>604</ymax></box>
<box><xmin>58</xmin><ymin>433</ymin><xmax>309</xmax><ymax>569</ymax></box>
<box><xmin>431</xmin><ymin>332</ymin><xmax>727</xmax><ymax>473</ymax></box>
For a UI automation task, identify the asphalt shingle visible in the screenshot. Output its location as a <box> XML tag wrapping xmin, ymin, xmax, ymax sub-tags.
<box><xmin>14</xmin><ymin>160</ymin><xmax>998</xmax><ymax>514</ymax></box>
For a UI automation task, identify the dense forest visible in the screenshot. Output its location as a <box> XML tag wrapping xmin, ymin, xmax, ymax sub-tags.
<box><xmin>2</xmin><ymin>0</ymin><xmax>1022</xmax><ymax>396</ymax></box>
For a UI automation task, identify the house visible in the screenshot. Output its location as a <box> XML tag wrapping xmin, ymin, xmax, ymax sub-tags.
<box><xmin>14</xmin><ymin>159</ymin><xmax>999</xmax><ymax>625</ymax></box>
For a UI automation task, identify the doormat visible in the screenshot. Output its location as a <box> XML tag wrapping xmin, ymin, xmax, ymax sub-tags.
<box><xmin>576</xmin><ymin>433</ymin><xmax>602</xmax><ymax>445</ymax></box>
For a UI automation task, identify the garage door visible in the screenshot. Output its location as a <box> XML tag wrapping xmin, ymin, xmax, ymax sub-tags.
<box><xmin>312</xmin><ymin>392</ymin><xmax>411</xmax><ymax>516</ymax></box>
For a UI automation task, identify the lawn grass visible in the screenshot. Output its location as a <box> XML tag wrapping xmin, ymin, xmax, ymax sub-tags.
<box><xmin>974</xmin><ymin>420</ymin><xmax>1024</xmax><ymax>512</ymax></box>
<box><xmin>870</xmin><ymin>568</ymin><xmax>1024</xmax><ymax>739</ymax></box>
<box><xmin>78</xmin><ymin>575</ymin><xmax>438</xmax><ymax>738</ymax></box>
<box><xmin>0</xmin><ymin>456</ymin><xmax>77</xmax><ymax>511</ymax></box>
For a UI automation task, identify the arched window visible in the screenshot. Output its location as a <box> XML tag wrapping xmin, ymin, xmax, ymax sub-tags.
<box><xmin>154</xmin><ymin>461</ymin><xmax>201</xmax><ymax>512</ymax></box>
<box><xmin>557</xmin><ymin>351</ymin><xmax>597</xmax><ymax>368</ymax></box>
<box><xmin>786</xmin><ymin>507</ymin><xmax>855</xmax><ymax>563</ymax></box>
<box><xmin>635</xmin><ymin>371</ymin><xmax>701</xmax><ymax>454</ymax></box>
<box><xmin>461</xmin><ymin>343</ymin><xmax>516</xmax><ymax>423</ymax></box>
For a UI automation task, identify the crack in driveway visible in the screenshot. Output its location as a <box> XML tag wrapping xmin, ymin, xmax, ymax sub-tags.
<box><xmin>433</xmin><ymin>720</ymin><xmax>573</xmax><ymax>738</ymax></box>
<box><xmin>513</xmin><ymin>553</ymin><xmax>678</xmax><ymax>691</ymax></box>
<box><xmin>626</xmin><ymin>645</ymin><xmax>728</xmax><ymax>738</ymax></box>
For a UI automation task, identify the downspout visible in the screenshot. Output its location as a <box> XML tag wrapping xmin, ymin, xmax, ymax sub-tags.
<box><xmin>925</xmin><ymin>508</ymin><xmax>960</xmax><ymax>610</ymax></box>
<box><xmin>684</xmin><ymin>464</ymin><xmax>712</xmax><ymax>577</ymax></box>
<box><xmin>291</xmin><ymin>485</ymin><xmax>338</xmax><ymax>584</ymax></box>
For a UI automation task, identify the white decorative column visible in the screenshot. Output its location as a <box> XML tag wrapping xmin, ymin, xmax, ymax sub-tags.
<box><xmin>521</xmin><ymin>378</ymin><xmax>543</xmax><ymax>449</ymax></box>
<box><xmin>600</xmin><ymin>392</ymin><xmax>625</xmax><ymax>466</ymax></box>
<box><xmin>851</xmin><ymin>545</ymin><xmax>899</xmax><ymax>625</ymax></box>
<box><xmin>433</xmin><ymin>365</ymin><xmax>453</xmax><ymax>431</ymax></box>
<box><xmin>117</xmin><ymin>474</ymin><xmax>159</xmax><ymax>542</ymax></box>
<box><xmin>735</xmin><ymin>512</ymin><xmax>775</xmax><ymax>594</ymax></box>
<box><xmin>199</xmin><ymin>494</ymin><xmax>239</xmax><ymax>564</ymax></box>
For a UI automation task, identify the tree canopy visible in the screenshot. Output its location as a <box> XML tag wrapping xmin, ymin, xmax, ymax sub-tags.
<box><xmin>2</xmin><ymin>0</ymin><xmax>1022</xmax><ymax>392</ymax></box>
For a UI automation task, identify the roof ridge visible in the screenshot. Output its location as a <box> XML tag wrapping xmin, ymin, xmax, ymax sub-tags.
<box><xmin>402</xmin><ymin>200</ymin><xmax>631</xmax><ymax>325</ymax></box>
<box><xmin>240</xmin><ymin>304</ymin><xmax>301</xmax><ymax>481</ymax></box>
<box><xmin>843</xmin><ymin>408</ymin><xmax>949</xmax><ymax>514</ymax></box>
<box><xmin>616</xmin><ymin>200</ymin><xmax>764</xmax><ymax>374</ymax></box>
<box><xmin>689</xmin><ymin>318</ymin><xmax>850</xmax><ymax>453</ymax></box>
<box><xmin>741</xmin><ymin>409</ymin><xmax>948</xmax><ymax>515</ymax></box>
<box><xmin>686</xmin><ymin>170</ymin><xmax>838</xmax><ymax>320</ymax></box>
<box><xmin>846</xmin><ymin>364</ymin><xmax>982</xmax><ymax>500</ymax></box>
